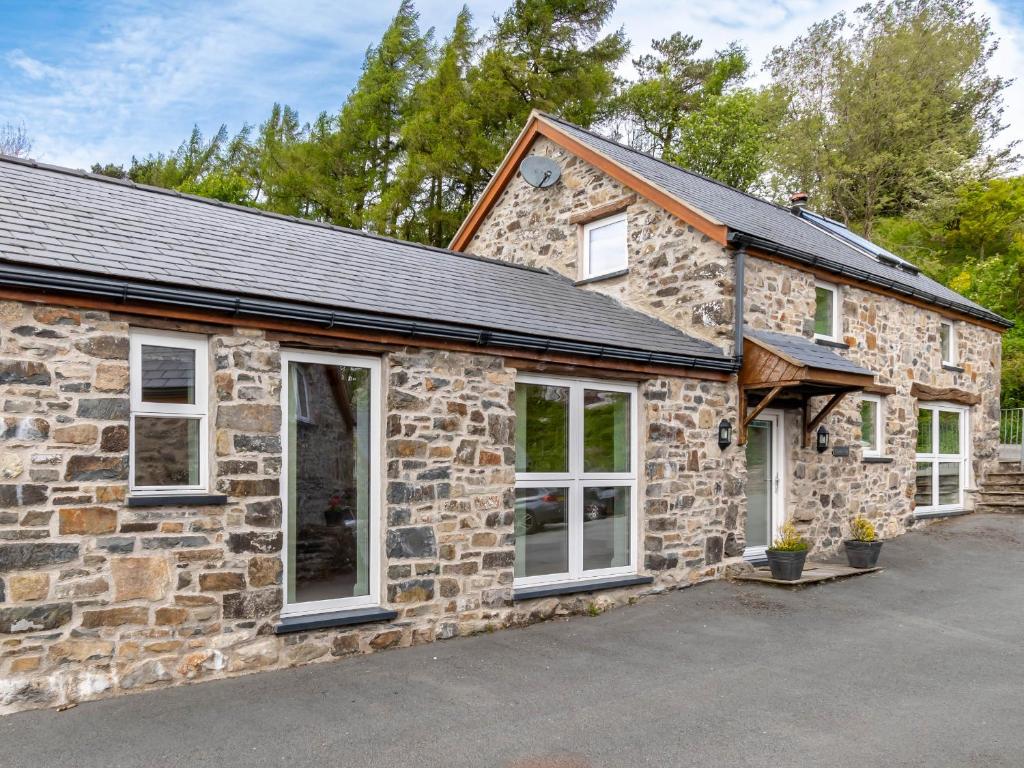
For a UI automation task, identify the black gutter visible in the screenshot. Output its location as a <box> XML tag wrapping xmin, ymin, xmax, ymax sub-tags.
<box><xmin>728</xmin><ymin>231</ymin><xmax>1012</xmax><ymax>328</ymax></box>
<box><xmin>0</xmin><ymin>262</ymin><xmax>740</xmax><ymax>373</ymax></box>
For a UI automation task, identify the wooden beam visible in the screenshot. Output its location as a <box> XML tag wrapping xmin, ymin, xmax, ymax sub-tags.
<box><xmin>804</xmin><ymin>392</ymin><xmax>848</xmax><ymax>448</ymax></box>
<box><xmin>741</xmin><ymin>385</ymin><xmax>784</xmax><ymax>435</ymax></box>
<box><xmin>910</xmin><ymin>382</ymin><xmax>981</xmax><ymax>406</ymax></box>
<box><xmin>567</xmin><ymin>194</ymin><xmax>637</xmax><ymax>225</ymax></box>
<box><xmin>863</xmin><ymin>383</ymin><xmax>898</xmax><ymax>395</ymax></box>
<box><xmin>738</xmin><ymin>386</ymin><xmax>748</xmax><ymax>446</ymax></box>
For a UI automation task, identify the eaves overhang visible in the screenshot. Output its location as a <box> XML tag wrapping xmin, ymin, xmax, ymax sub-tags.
<box><xmin>0</xmin><ymin>262</ymin><xmax>740</xmax><ymax>374</ymax></box>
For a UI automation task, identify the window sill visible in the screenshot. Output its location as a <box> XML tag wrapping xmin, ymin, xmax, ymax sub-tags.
<box><xmin>575</xmin><ymin>268</ymin><xmax>629</xmax><ymax>286</ymax></box>
<box><xmin>862</xmin><ymin>456</ymin><xmax>894</xmax><ymax>464</ymax></box>
<box><xmin>913</xmin><ymin>508</ymin><xmax>970</xmax><ymax>521</ymax></box>
<box><xmin>942</xmin><ymin>363</ymin><xmax>965</xmax><ymax>373</ymax></box>
<box><xmin>274</xmin><ymin>606</ymin><xmax>398</xmax><ymax>635</ymax></box>
<box><xmin>814</xmin><ymin>338</ymin><xmax>849</xmax><ymax>349</ymax></box>
<box><xmin>513</xmin><ymin>574</ymin><xmax>653</xmax><ymax>601</ymax></box>
<box><xmin>126</xmin><ymin>493</ymin><xmax>228</xmax><ymax>508</ymax></box>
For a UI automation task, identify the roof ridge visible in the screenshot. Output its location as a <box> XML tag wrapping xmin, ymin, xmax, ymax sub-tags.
<box><xmin>0</xmin><ymin>153</ymin><xmax>549</xmax><ymax>277</ymax></box>
<box><xmin>535</xmin><ymin>111</ymin><xmax>802</xmax><ymax>218</ymax></box>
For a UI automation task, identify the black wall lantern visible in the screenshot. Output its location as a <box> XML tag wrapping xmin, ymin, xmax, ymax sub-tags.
<box><xmin>718</xmin><ymin>419</ymin><xmax>733</xmax><ymax>449</ymax></box>
<box><xmin>816</xmin><ymin>425</ymin><xmax>830</xmax><ymax>453</ymax></box>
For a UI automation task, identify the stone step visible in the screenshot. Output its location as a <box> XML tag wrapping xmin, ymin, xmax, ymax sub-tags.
<box><xmin>976</xmin><ymin>503</ymin><xmax>1024</xmax><ymax>514</ymax></box>
<box><xmin>978</xmin><ymin>491</ymin><xmax>1024</xmax><ymax>504</ymax></box>
<box><xmin>982</xmin><ymin>473</ymin><xmax>1024</xmax><ymax>485</ymax></box>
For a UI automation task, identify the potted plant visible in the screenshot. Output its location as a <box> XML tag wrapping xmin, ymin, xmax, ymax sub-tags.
<box><xmin>766</xmin><ymin>522</ymin><xmax>809</xmax><ymax>581</ymax></box>
<box><xmin>845</xmin><ymin>516</ymin><xmax>882</xmax><ymax>568</ymax></box>
<box><xmin>324</xmin><ymin>494</ymin><xmax>345</xmax><ymax>527</ymax></box>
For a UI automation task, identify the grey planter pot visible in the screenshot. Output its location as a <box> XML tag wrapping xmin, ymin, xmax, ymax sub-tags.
<box><xmin>765</xmin><ymin>549</ymin><xmax>807</xmax><ymax>581</ymax></box>
<box><xmin>844</xmin><ymin>539</ymin><xmax>882</xmax><ymax>569</ymax></box>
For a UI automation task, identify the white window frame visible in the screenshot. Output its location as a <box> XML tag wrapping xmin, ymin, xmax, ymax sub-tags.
<box><xmin>915</xmin><ymin>402</ymin><xmax>969</xmax><ymax>513</ymax></box>
<box><xmin>280</xmin><ymin>349</ymin><xmax>382</xmax><ymax>617</ymax></box>
<box><xmin>129</xmin><ymin>329</ymin><xmax>209</xmax><ymax>495</ymax></box>
<box><xmin>813</xmin><ymin>280</ymin><xmax>840</xmax><ymax>341</ymax></box>
<box><xmin>293</xmin><ymin>364</ymin><xmax>314</xmax><ymax>424</ymax></box>
<box><xmin>514</xmin><ymin>374</ymin><xmax>639</xmax><ymax>589</ymax></box>
<box><xmin>581</xmin><ymin>212</ymin><xmax>628</xmax><ymax>280</ymax></box>
<box><xmin>859</xmin><ymin>394</ymin><xmax>885</xmax><ymax>458</ymax></box>
<box><xmin>939</xmin><ymin>319</ymin><xmax>957</xmax><ymax>365</ymax></box>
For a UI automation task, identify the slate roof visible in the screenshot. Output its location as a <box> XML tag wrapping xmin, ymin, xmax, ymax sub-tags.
<box><xmin>745</xmin><ymin>329</ymin><xmax>875</xmax><ymax>377</ymax></box>
<box><xmin>0</xmin><ymin>155</ymin><xmax>731</xmax><ymax>367</ymax></box>
<box><xmin>539</xmin><ymin>113</ymin><xmax>1010</xmax><ymax>328</ymax></box>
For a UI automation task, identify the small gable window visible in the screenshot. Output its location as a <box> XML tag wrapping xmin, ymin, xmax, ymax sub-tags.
<box><xmin>939</xmin><ymin>320</ymin><xmax>956</xmax><ymax>365</ymax></box>
<box><xmin>813</xmin><ymin>281</ymin><xmax>839</xmax><ymax>341</ymax></box>
<box><xmin>582</xmin><ymin>213</ymin><xmax>627</xmax><ymax>279</ymax></box>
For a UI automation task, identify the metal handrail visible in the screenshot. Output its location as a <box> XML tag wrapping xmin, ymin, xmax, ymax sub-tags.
<box><xmin>1000</xmin><ymin>408</ymin><xmax>1024</xmax><ymax>468</ymax></box>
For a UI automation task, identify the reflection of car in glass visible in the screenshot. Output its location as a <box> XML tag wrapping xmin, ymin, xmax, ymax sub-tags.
<box><xmin>583</xmin><ymin>487</ymin><xmax>617</xmax><ymax>522</ymax></box>
<box><xmin>516</xmin><ymin>489</ymin><xmax>566</xmax><ymax>533</ymax></box>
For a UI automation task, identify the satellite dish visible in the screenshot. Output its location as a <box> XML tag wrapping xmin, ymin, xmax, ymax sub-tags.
<box><xmin>519</xmin><ymin>155</ymin><xmax>561</xmax><ymax>189</ymax></box>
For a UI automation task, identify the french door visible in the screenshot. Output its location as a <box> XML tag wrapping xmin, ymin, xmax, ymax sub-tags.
<box><xmin>744</xmin><ymin>410</ymin><xmax>785</xmax><ymax>561</ymax></box>
<box><xmin>915</xmin><ymin>403</ymin><xmax>968</xmax><ymax>513</ymax></box>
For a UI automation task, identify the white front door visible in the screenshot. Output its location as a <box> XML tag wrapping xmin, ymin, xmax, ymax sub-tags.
<box><xmin>744</xmin><ymin>409</ymin><xmax>785</xmax><ymax>561</ymax></box>
<box><xmin>915</xmin><ymin>402</ymin><xmax>969</xmax><ymax>513</ymax></box>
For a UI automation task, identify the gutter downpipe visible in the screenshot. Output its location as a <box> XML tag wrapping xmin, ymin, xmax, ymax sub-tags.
<box><xmin>733</xmin><ymin>242</ymin><xmax>746</xmax><ymax>366</ymax></box>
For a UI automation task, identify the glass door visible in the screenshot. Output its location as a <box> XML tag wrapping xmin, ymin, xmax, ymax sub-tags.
<box><xmin>745</xmin><ymin>411</ymin><xmax>783</xmax><ymax>560</ymax></box>
<box><xmin>281</xmin><ymin>351</ymin><xmax>380</xmax><ymax>616</ymax></box>
<box><xmin>915</xmin><ymin>404</ymin><xmax>967</xmax><ymax>513</ymax></box>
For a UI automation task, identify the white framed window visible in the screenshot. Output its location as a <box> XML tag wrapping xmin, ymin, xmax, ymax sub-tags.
<box><xmin>582</xmin><ymin>212</ymin><xmax>628</xmax><ymax>279</ymax></box>
<box><xmin>129</xmin><ymin>329</ymin><xmax>209</xmax><ymax>494</ymax></box>
<box><xmin>859</xmin><ymin>394</ymin><xmax>884</xmax><ymax>457</ymax></box>
<box><xmin>915</xmin><ymin>402</ymin><xmax>968</xmax><ymax>513</ymax></box>
<box><xmin>280</xmin><ymin>350</ymin><xmax>381</xmax><ymax>617</ymax></box>
<box><xmin>513</xmin><ymin>374</ymin><xmax>638</xmax><ymax>588</ymax></box>
<box><xmin>939</xmin><ymin>320</ymin><xmax>957</xmax><ymax>365</ymax></box>
<box><xmin>813</xmin><ymin>280</ymin><xmax>840</xmax><ymax>341</ymax></box>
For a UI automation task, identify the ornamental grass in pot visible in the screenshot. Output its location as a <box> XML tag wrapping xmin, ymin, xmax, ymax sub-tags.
<box><xmin>845</xmin><ymin>516</ymin><xmax>883</xmax><ymax>568</ymax></box>
<box><xmin>766</xmin><ymin>522</ymin><xmax>809</xmax><ymax>581</ymax></box>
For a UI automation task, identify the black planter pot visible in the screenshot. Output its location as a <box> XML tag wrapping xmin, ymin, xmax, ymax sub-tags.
<box><xmin>844</xmin><ymin>539</ymin><xmax>883</xmax><ymax>568</ymax></box>
<box><xmin>765</xmin><ymin>549</ymin><xmax>807</xmax><ymax>581</ymax></box>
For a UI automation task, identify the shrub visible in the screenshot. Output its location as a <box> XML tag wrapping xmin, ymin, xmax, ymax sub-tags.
<box><xmin>849</xmin><ymin>516</ymin><xmax>878</xmax><ymax>542</ymax></box>
<box><xmin>769</xmin><ymin>522</ymin><xmax>808</xmax><ymax>552</ymax></box>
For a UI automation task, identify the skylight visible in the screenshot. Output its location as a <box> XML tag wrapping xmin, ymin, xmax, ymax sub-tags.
<box><xmin>801</xmin><ymin>210</ymin><xmax>920</xmax><ymax>275</ymax></box>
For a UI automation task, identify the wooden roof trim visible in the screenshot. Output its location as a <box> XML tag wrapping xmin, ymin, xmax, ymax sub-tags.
<box><xmin>449</xmin><ymin>111</ymin><xmax>730</xmax><ymax>252</ymax></box>
<box><xmin>0</xmin><ymin>287</ymin><xmax>731</xmax><ymax>382</ymax></box>
<box><xmin>910</xmin><ymin>382</ymin><xmax>981</xmax><ymax>405</ymax></box>
<box><xmin>740</xmin><ymin>336</ymin><xmax>874</xmax><ymax>391</ymax></box>
<box><xmin>743</xmin><ymin>334</ymin><xmax>805</xmax><ymax>369</ymax></box>
<box><xmin>745</xmin><ymin>246</ymin><xmax>1007</xmax><ymax>334</ymax></box>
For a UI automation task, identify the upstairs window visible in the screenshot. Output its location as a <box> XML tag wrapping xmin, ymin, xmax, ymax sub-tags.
<box><xmin>813</xmin><ymin>281</ymin><xmax>840</xmax><ymax>341</ymax></box>
<box><xmin>940</xmin><ymin>320</ymin><xmax>957</xmax><ymax>365</ymax></box>
<box><xmin>129</xmin><ymin>330</ymin><xmax>209</xmax><ymax>494</ymax></box>
<box><xmin>859</xmin><ymin>394</ymin><xmax>884</xmax><ymax>457</ymax></box>
<box><xmin>582</xmin><ymin>213</ymin><xmax>627</xmax><ymax>279</ymax></box>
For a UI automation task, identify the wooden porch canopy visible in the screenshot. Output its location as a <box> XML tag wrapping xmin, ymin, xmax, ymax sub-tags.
<box><xmin>739</xmin><ymin>330</ymin><xmax>876</xmax><ymax>446</ymax></box>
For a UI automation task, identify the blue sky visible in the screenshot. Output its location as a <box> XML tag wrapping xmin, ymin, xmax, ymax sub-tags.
<box><xmin>2</xmin><ymin>0</ymin><xmax>1023</xmax><ymax>170</ymax></box>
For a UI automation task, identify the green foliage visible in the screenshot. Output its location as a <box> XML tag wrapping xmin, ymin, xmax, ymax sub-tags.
<box><xmin>669</xmin><ymin>87</ymin><xmax>785</xmax><ymax>192</ymax></box>
<box><xmin>613</xmin><ymin>33</ymin><xmax>748</xmax><ymax>158</ymax></box>
<box><xmin>769</xmin><ymin>522</ymin><xmax>809</xmax><ymax>552</ymax></box>
<box><xmin>849</xmin><ymin>516</ymin><xmax>878</xmax><ymax>542</ymax></box>
<box><xmin>767</xmin><ymin>0</ymin><xmax>1014</xmax><ymax>236</ymax></box>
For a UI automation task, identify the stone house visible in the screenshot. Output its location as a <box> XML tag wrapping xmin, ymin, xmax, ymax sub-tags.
<box><xmin>0</xmin><ymin>111</ymin><xmax>1009</xmax><ymax>714</ymax></box>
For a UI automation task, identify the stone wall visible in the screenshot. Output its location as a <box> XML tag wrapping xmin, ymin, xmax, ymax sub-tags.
<box><xmin>0</xmin><ymin>298</ymin><xmax>743</xmax><ymax>714</ymax></box>
<box><xmin>745</xmin><ymin>256</ymin><xmax>1003</xmax><ymax>550</ymax></box>
<box><xmin>465</xmin><ymin>136</ymin><xmax>737</xmax><ymax>353</ymax></box>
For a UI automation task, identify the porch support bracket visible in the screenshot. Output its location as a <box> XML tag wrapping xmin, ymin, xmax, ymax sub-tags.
<box><xmin>738</xmin><ymin>385</ymin><xmax>784</xmax><ymax>445</ymax></box>
<box><xmin>802</xmin><ymin>391</ymin><xmax>848</xmax><ymax>448</ymax></box>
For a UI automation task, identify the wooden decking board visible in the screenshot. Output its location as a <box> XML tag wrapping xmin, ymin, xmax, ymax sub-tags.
<box><xmin>732</xmin><ymin>562</ymin><xmax>882</xmax><ymax>587</ymax></box>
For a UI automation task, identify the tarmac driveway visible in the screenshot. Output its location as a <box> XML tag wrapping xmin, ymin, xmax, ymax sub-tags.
<box><xmin>3</xmin><ymin>513</ymin><xmax>1024</xmax><ymax>768</ymax></box>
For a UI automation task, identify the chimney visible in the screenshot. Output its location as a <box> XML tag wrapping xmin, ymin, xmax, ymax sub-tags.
<box><xmin>789</xmin><ymin>191</ymin><xmax>809</xmax><ymax>216</ymax></box>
